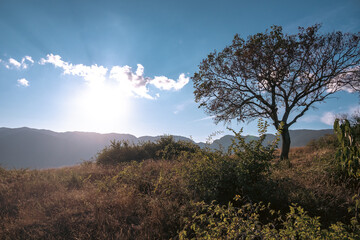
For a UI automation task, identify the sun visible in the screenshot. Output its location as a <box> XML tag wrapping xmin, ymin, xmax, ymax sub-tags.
<box><xmin>64</xmin><ymin>81</ymin><xmax>133</xmax><ymax>133</ymax></box>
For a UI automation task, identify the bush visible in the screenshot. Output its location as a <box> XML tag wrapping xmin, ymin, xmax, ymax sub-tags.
<box><xmin>155</xmin><ymin>136</ymin><xmax>201</xmax><ymax>160</ymax></box>
<box><xmin>96</xmin><ymin>140</ymin><xmax>155</xmax><ymax>165</ymax></box>
<box><xmin>181</xmin><ymin>119</ymin><xmax>278</xmax><ymax>203</ymax></box>
<box><xmin>228</xmin><ymin>119</ymin><xmax>278</xmax><ymax>184</ymax></box>
<box><xmin>179</xmin><ymin>196</ymin><xmax>277</xmax><ymax>239</ymax></box>
<box><xmin>180</xmin><ymin>196</ymin><xmax>360</xmax><ymax>239</ymax></box>
<box><xmin>96</xmin><ymin>136</ymin><xmax>201</xmax><ymax>165</ymax></box>
<box><xmin>181</xmin><ymin>151</ymin><xmax>242</xmax><ymax>203</ymax></box>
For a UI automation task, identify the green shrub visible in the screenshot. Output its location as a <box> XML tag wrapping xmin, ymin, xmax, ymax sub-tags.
<box><xmin>181</xmin><ymin>119</ymin><xmax>278</xmax><ymax>203</ymax></box>
<box><xmin>156</xmin><ymin>135</ymin><xmax>201</xmax><ymax>160</ymax></box>
<box><xmin>179</xmin><ymin>196</ymin><xmax>278</xmax><ymax>239</ymax></box>
<box><xmin>228</xmin><ymin>119</ymin><xmax>278</xmax><ymax>184</ymax></box>
<box><xmin>334</xmin><ymin>119</ymin><xmax>360</xmax><ymax>179</ymax></box>
<box><xmin>96</xmin><ymin>136</ymin><xmax>201</xmax><ymax>165</ymax></box>
<box><xmin>179</xmin><ymin>196</ymin><xmax>360</xmax><ymax>239</ymax></box>
<box><xmin>181</xmin><ymin>151</ymin><xmax>241</xmax><ymax>203</ymax></box>
<box><xmin>96</xmin><ymin>140</ymin><xmax>155</xmax><ymax>165</ymax></box>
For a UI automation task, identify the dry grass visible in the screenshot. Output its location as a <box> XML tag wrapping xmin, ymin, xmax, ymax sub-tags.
<box><xmin>270</xmin><ymin>146</ymin><xmax>356</xmax><ymax>226</ymax></box>
<box><xmin>0</xmin><ymin>160</ymin><xmax>193</xmax><ymax>239</ymax></box>
<box><xmin>0</xmin><ymin>144</ymin><xmax>358</xmax><ymax>239</ymax></box>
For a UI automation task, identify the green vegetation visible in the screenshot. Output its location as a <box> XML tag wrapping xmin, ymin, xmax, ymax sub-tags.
<box><xmin>1</xmin><ymin>119</ymin><xmax>359</xmax><ymax>239</ymax></box>
<box><xmin>334</xmin><ymin>118</ymin><xmax>360</xmax><ymax>179</ymax></box>
<box><xmin>180</xmin><ymin>197</ymin><xmax>360</xmax><ymax>239</ymax></box>
<box><xmin>96</xmin><ymin>135</ymin><xmax>200</xmax><ymax>165</ymax></box>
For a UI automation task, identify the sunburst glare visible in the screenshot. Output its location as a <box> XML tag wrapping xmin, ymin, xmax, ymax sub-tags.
<box><xmin>64</xmin><ymin>80</ymin><xmax>132</xmax><ymax>133</ymax></box>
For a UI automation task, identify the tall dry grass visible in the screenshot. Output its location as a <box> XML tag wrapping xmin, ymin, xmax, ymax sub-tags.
<box><xmin>1</xmin><ymin>134</ymin><xmax>359</xmax><ymax>239</ymax></box>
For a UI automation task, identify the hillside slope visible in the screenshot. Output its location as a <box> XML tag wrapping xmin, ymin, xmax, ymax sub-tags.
<box><xmin>0</xmin><ymin>144</ymin><xmax>357</xmax><ymax>239</ymax></box>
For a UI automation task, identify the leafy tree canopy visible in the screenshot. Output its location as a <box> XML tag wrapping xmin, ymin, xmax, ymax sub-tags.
<box><xmin>193</xmin><ymin>24</ymin><xmax>360</xmax><ymax>159</ymax></box>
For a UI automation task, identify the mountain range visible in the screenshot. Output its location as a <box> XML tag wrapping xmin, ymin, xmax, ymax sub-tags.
<box><xmin>0</xmin><ymin>127</ymin><xmax>333</xmax><ymax>169</ymax></box>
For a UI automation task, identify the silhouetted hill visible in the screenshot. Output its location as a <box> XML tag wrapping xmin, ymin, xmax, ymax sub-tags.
<box><xmin>0</xmin><ymin>127</ymin><xmax>137</xmax><ymax>169</ymax></box>
<box><xmin>288</xmin><ymin>129</ymin><xmax>334</xmax><ymax>147</ymax></box>
<box><xmin>208</xmin><ymin>129</ymin><xmax>334</xmax><ymax>150</ymax></box>
<box><xmin>0</xmin><ymin>127</ymin><xmax>333</xmax><ymax>169</ymax></box>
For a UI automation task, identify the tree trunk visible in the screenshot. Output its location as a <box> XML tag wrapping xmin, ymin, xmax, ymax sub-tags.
<box><xmin>280</xmin><ymin>126</ymin><xmax>291</xmax><ymax>161</ymax></box>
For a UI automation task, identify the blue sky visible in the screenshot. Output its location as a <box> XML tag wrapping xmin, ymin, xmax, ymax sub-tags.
<box><xmin>0</xmin><ymin>0</ymin><xmax>359</xmax><ymax>142</ymax></box>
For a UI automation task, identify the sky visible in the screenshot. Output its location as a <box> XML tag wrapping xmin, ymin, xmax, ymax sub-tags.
<box><xmin>0</xmin><ymin>0</ymin><xmax>359</xmax><ymax>142</ymax></box>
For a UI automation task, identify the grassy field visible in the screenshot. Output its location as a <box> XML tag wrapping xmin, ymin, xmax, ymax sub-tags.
<box><xmin>1</xmin><ymin>134</ymin><xmax>359</xmax><ymax>239</ymax></box>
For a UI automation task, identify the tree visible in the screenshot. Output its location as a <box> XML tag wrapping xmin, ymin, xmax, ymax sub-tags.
<box><xmin>193</xmin><ymin>24</ymin><xmax>360</xmax><ymax>160</ymax></box>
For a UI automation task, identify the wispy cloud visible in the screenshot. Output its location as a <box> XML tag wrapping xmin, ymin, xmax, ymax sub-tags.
<box><xmin>24</xmin><ymin>56</ymin><xmax>34</xmax><ymax>63</ymax></box>
<box><xmin>110</xmin><ymin>64</ymin><xmax>189</xmax><ymax>99</ymax></box>
<box><xmin>109</xmin><ymin>64</ymin><xmax>153</xmax><ymax>99</ymax></box>
<box><xmin>349</xmin><ymin>106</ymin><xmax>360</xmax><ymax>115</ymax></box>
<box><xmin>40</xmin><ymin>54</ymin><xmax>108</xmax><ymax>85</ymax></box>
<box><xmin>23</xmin><ymin>56</ymin><xmax>34</xmax><ymax>63</ymax></box>
<box><xmin>7</xmin><ymin>56</ymin><xmax>34</xmax><ymax>69</ymax></box>
<box><xmin>17</xmin><ymin>78</ymin><xmax>29</xmax><ymax>87</ymax></box>
<box><xmin>173</xmin><ymin>99</ymin><xmax>194</xmax><ymax>114</ymax></box>
<box><xmin>320</xmin><ymin>112</ymin><xmax>336</xmax><ymax>126</ymax></box>
<box><xmin>310</xmin><ymin>106</ymin><xmax>360</xmax><ymax>126</ymax></box>
<box><xmin>9</xmin><ymin>58</ymin><xmax>21</xmax><ymax>68</ymax></box>
<box><xmin>151</xmin><ymin>73</ymin><xmax>189</xmax><ymax>91</ymax></box>
<box><xmin>3</xmin><ymin>53</ymin><xmax>189</xmax><ymax>98</ymax></box>
<box><xmin>298</xmin><ymin>115</ymin><xmax>320</xmax><ymax>123</ymax></box>
<box><xmin>327</xmin><ymin>65</ymin><xmax>360</xmax><ymax>93</ymax></box>
<box><xmin>194</xmin><ymin>116</ymin><xmax>216</xmax><ymax>122</ymax></box>
<box><xmin>173</xmin><ymin>104</ymin><xmax>185</xmax><ymax>114</ymax></box>
<box><xmin>40</xmin><ymin>54</ymin><xmax>189</xmax><ymax>99</ymax></box>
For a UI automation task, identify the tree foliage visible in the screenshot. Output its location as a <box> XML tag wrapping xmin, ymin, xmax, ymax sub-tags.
<box><xmin>193</xmin><ymin>24</ymin><xmax>360</xmax><ymax>159</ymax></box>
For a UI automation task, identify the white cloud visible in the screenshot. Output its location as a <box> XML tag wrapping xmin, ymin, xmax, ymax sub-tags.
<box><xmin>108</xmin><ymin>63</ymin><xmax>189</xmax><ymax>99</ymax></box>
<box><xmin>320</xmin><ymin>112</ymin><xmax>336</xmax><ymax>126</ymax></box>
<box><xmin>40</xmin><ymin>54</ymin><xmax>107</xmax><ymax>85</ymax></box>
<box><xmin>9</xmin><ymin>58</ymin><xmax>21</xmax><ymax>68</ymax></box>
<box><xmin>39</xmin><ymin>54</ymin><xmax>64</xmax><ymax>67</ymax></box>
<box><xmin>7</xmin><ymin>56</ymin><xmax>34</xmax><ymax>69</ymax></box>
<box><xmin>194</xmin><ymin>116</ymin><xmax>216</xmax><ymax>122</ymax></box>
<box><xmin>349</xmin><ymin>106</ymin><xmax>360</xmax><ymax>115</ymax></box>
<box><xmin>17</xmin><ymin>78</ymin><xmax>29</xmax><ymax>87</ymax></box>
<box><xmin>327</xmin><ymin>80</ymin><xmax>355</xmax><ymax>93</ymax></box>
<box><xmin>150</xmin><ymin>73</ymin><xmax>189</xmax><ymax>91</ymax></box>
<box><xmin>40</xmin><ymin>53</ymin><xmax>190</xmax><ymax>99</ymax></box>
<box><xmin>319</xmin><ymin>106</ymin><xmax>360</xmax><ymax>126</ymax></box>
<box><xmin>327</xmin><ymin>65</ymin><xmax>360</xmax><ymax>93</ymax></box>
<box><xmin>24</xmin><ymin>56</ymin><xmax>34</xmax><ymax>63</ymax></box>
<box><xmin>20</xmin><ymin>56</ymin><xmax>34</xmax><ymax>69</ymax></box>
<box><xmin>67</xmin><ymin>64</ymin><xmax>108</xmax><ymax>85</ymax></box>
<box><xmin>109</xmin><ymin>64</ymin><xmax>153</xmax><ymax>99</ymax></box>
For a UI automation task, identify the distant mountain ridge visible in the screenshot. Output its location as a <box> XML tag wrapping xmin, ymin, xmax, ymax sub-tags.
<box><xmin>207</xmin><ymin>129</ymin><xmax>334</xmax><ymax>151</ymax></box>
<box><xmin>0</xmin><ymin>127</ymin><xmax>333</xmax><ymax>169</ymax></box>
